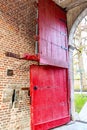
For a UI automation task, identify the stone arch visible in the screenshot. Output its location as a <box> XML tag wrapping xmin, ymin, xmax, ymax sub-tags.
<box><xmin>69</xmin><ymin>8</ymin><xmax>87</xmax><ymax>45</ymax></box>
<box><xmin>69</xmin><ymin>8</ymin><xmax>87</xmax><ymax>120</ymax></box>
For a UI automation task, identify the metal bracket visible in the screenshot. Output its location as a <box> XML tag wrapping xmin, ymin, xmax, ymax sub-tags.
<box><xmin>61</xmin><ymin>46</ymin><xmax>68</xmax><ymax>50</ymax></box>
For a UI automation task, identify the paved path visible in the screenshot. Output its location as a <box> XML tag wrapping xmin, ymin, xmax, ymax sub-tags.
<box><xmin>79</xmin><ymin>102</ymin><xmax>87</xmax><ymax>122</ymax></box>
<box><xmin>52</xmin><ymin>121</ymin><xmax>87</xmax><ymax>130</ymax></box>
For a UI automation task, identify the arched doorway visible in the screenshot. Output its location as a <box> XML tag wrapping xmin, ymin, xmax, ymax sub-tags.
<box><xmin>69</xmin><ymin>8</ymin><xmax>87</xmax><ymax>120</ymax></box>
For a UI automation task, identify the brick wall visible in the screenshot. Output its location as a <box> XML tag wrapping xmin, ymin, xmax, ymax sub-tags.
<box><xmin>67</xmin><ymin>2</ymin><xmax>87</xmax><ymax>32</ymax></box>
<box><xmin>0</xmin><ymin>0</ymin><xmax>37</xmax><ymax>130</ymax></box>
<box><xmin>1</xmin><ymin>0</ymin><xmax>87</xmax><ymax>129</ymax></box>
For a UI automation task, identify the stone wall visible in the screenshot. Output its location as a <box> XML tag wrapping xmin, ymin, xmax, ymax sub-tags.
<box><xmin>0</xmin><ymin>0</ymin><xmax>37</xmax><ymax>130</ymax></box>
<box><xmin>67</xmin><ymin>3</ymin><xmax>87</xmax><ymax>120</ymax></box>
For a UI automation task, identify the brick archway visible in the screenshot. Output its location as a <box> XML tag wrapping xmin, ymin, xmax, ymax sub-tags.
<box><xmin>69</xmin><ymin>8</ymin><xmax>87</xmax><ymax>120</ymax></box>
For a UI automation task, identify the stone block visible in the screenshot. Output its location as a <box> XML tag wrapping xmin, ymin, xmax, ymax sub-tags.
<box><xmin>3</xmin><ymin>89</ymin><xmax>13</xmax><ymax>103</ymax></box>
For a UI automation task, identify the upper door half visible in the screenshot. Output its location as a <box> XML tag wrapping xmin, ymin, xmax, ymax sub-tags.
<box><xmin>38</xmin><ymin>0</ymin><xmax>68</xmax><ymax>68</ymax></box>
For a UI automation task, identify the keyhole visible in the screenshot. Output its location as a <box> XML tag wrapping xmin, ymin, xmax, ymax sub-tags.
<box><xmin>12</xmin><ymin>89</ymin><xmax>15</xmax><ymax>105</ymax></box>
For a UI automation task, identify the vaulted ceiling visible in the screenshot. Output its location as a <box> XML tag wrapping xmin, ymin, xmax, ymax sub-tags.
<box><xmin>53</xmin><ymin>0</ymin><xmax>87</xmax><ymax>10</ymax></box>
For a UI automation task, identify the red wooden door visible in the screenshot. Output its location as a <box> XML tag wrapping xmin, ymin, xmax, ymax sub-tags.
<box><xmin>30</xmin><ymin>65</ymin><xmax>70</xmax><ymax>130</ymax></box>
<box><xmin>39</xmin><ymin>0</ymin><xmax>68</xmax><ymax>68</ymax></box>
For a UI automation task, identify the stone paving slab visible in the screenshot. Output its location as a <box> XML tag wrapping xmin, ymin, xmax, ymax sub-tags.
<box><xmin>79</xmin><ymin>102</ymin><xmax>87</xmax><ymax>122</ymax></box>
<box><xmin>52</xmin><ymin>122</ymin><xmax>87</xmax><ymax>130</ymax></box>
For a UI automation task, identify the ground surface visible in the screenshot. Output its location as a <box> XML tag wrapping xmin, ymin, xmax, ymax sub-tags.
<box><xmin>75</xmin><ymin>93</ymin><xmax>87</xmax><ymax>112</ymax></box>
<box><xmin>53</xmin><ymin>121</ymin><xmax>87</xmax><ymax>130</ymax></box>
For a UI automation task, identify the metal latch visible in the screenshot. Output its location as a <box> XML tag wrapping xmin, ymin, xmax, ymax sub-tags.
<box><xmin>61</xmin><ymin>46</ymin><xmax>68</xmax><ymax>50</ymax></box>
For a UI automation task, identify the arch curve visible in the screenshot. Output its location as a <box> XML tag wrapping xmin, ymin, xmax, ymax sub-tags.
<box><xmin>69</xmin><ymin>8</ymin><xmax>87</xmax><ymax>45</ymax></box>
<box><xmin>68</xmin><ymin>8</ymin><xmax>87</xmax><ymax>120</ymax></box>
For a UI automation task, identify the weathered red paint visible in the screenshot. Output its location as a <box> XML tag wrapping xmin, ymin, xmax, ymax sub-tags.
<box><xmin>30</xmin><ymin>65</ymin><xmax>70</xmax><ymax>130</ymax></box>
<box><xmin>38</xmin><ymin>0</ymin><xmax>68</xmax><ymax>68</ymax></box>
<box><xmin>29</xmin><ymin>0</ymin><xmax>70</xmax><ymax>129</ymax></box>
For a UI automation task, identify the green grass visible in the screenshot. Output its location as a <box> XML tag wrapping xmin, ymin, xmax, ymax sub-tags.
<box><xmin>74</xmin><ymin>94</ymin><xmax>87</xmax><ymax>113</ymax></box>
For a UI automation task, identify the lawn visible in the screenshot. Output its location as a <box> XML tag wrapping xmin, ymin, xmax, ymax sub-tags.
<box><xmin>74</xmin><ymin>94</ymin><xmax>87</xmax><ymax>113</ymax></box>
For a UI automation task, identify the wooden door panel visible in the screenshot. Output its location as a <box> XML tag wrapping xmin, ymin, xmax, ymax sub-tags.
<box><xmin>30</xmin><ymin>65</ymin><xmax>70</xmax><ymax>130</ymax></box>
<box><xmin>39</xmin><ymin>0</ymin><xmax>68</xmax><ymax>68</ymax></box>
